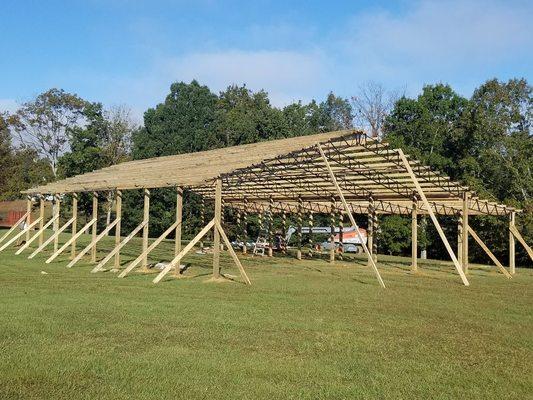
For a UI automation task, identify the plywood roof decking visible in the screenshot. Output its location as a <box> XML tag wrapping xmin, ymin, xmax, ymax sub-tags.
<box><xmin>23</xmin><ymin>130</ymin><xmax>517</xmax><ymax>216</ymax></box>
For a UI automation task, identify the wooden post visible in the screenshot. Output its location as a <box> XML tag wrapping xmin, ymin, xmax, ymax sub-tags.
<box><xmin>142</xmin><ymin>189</ymin><xmax>150</xmax><ymax>269</ymax></box>
<box><xmin>338</xmin><ymin>211</ymin><xmax>344</xmax><ymax>260</ymax></box>
<box><xmin>268</xmin><ymin>197</ymin><xmax>274</xmax><ymax>257</ymax></box>
<box><xmin>457</xmin><ymin>213</ymin><xmax>463</xmax><ymax>266</ymax></box>
<box><xmin>397</xmin><ymin>149</ymin><xmax>469</xmax><ymax>286</ymax></box>
<box><xmin>91</xmin><ymin>192</ymin><xmax>98</xmax><ymax>263</ymax></box>
<box><xmin>175</xmin><ymin>187</ymin><xmax>183</xmax><ymax>257</ymax></box>
<box><xmin>38</xmin><ymin>195</ymin><xmax>45</xmax><ymax>246</ymax></box>
<box><xmin>297</xmin><ymin>196</ymin><xmax>302</xmax><ymax>260</ymax></box>
<box><xmin>199</xmin><ymin>195</ymin><xmax>205</xmax><ymax>249</ymax></box>
<box><xmin>330</xmin><ymin>197</ymin><xmax>335</xmax><ymax>264</ymax></box>
<box><xmin>509</xmin><ymin>212</ymin><xmax>515</xmax><ymax>275</ymax></box>
<box><xmin>242</xmin><ymin>198</ymin><xmax>248</xmax><ymax>254</ymax></box>
<box><xmin>53</xmin><ymin>194</ymin><xmax>60</xmax><ymax>252</ymax></box>
<box><xmin>281</xmin><ymin>209</ymin><xmax>287</xmax><ymax>254</ymax></box>
<box><xmin>462</xmin><ymin>192</ymin><xmax>469</xmax><ymax>274</ymax></box>
<box><xmin>70</xmin><ymin>193</ymin><xmax>78</xmax><ymax>259</ymax></box>
<box><xmin>367</xmin><ymin>196</ymin><xmax>374</xmax><ymax>265</ymax></box>
<box><xmin>411</xmin><ymin>195</ymin><xmax>418</xmax><ymax>272</ymax></box>
<box><xmin>25</xmin><ymin>196</ymin><xmax>32</xmax><ymax>242</ymax></box>
<box><xmin>308</xmin><ymin>210</ymin><xmax>314</xmax><ymax>258</ymax></box>
<box><xmin>318</xmin><ymin>143</ymin><xmax>385</xmax><ymax>288</ymax></box>
<box><xmin>213</xmin><ymin>178</ymin><xmax>222</xmax><ymax>279</ymax></box>
<box><xmin>114</xmin><ymin>190</ymin><xmax>122</xmax><ymax>269</ymax></box>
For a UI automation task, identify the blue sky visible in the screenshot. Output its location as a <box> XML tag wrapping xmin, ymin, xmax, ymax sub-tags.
<box><xmin>1</xmin><ymin>0</ymin><xmax>532</xmax><ymax>121</ymax></box>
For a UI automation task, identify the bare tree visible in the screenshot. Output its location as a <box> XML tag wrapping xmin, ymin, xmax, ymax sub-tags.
<box><xmin>351</xmin><ymin>82</ymin><xmax>402</xmax><ymax>138</ymax></box>
<box><xmin>8</xmin><ymin>89</ymin><xmax>88</xmax><ymax>178</ymax></box>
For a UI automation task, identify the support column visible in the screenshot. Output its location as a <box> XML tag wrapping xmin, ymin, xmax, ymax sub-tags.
<box><xmin>114</xmin><ymin>190</ymin><xmax>122</xmax><ymax>269</ymax></box>
<box><xmin>70</xmin><ymin>193</ymin><xmax>78</xmax><ymax>259</ymax></box>
<box><xmin>330</xmin><ymin>197</ymin><xmax>336</xmax><ymax>264</ymax></box>
<box><xmin>38</xmin><ymin>195</ymin><xmax>45</xmax><ymax>246</ymax></box>
<box><xmin>91</xmin><ymin>192</ymin><xmax>98</xmax><ymax>263</ymax></box>
<box><xmin>411</xmin><ymin>195</ymin><xmax>418</xmax><ymax>272</ymax></box>
<box><xmin>308</xmin><ymin>211</ymin><xmax>314</xmax><ymax>258</ymax></box>
<box><xmin>296</xmin><ymin>196</ymin><xmax>303</xmax><ymax>260</ymax></box>
<box><xmin>462</xmin><ymin>192</ymin><xmax>469</xmax><ymax>274</ymax></box>
<box><xmin>212</xmin><ymin>178</ymin><xmax>222</xmax><ymax>278</ymax></box>
<box><xmin>457</xmin><ymin>213</ymin><xmax>463</xmax><ymax>266</ymax></box>
<box><xmin>242</xmin><ymin>198</ymin><xmax>248</xmax><ymax>254</ymax></box>
<box><xmin>142</xmin><ymin>189</ymin><xmax>150</xmax><ymax>269</ymax></box>
<box><xmin>281</xmin><ymin>209</ymin><xmax>287</xmax><ymax>254</ymax></box>
<box><xmin>53</xmin><ymin>194</ymin><xmax>60</xmax><ymax>253</ymax></box>
<box><xmin>367</xmin><ymin>197</ymin><xmax>374</xmax><ymax>265</ymax></box>
<box><xmin>509</xmin><ymin>211</ymin><xmax>516</xmax><ymax>275</ymax></box>
<box><xmin>268</xmin><ymin>197</ymin><xmax>274</xmax><ymax>257</ymax></box>
<box><xmin>338</xmin><ymin>211</ymin><xmax>344</xmax><ymax>260</ymax></box>
<box><xmin>25</xmin><ymin>196</ymin><xmax>33</xmax><ymax>243</ymax></box>
<box><xmin>199</xmin><ymin>196</ymin><xmax>205</xmax><ymax>249</ymax></box>
<box><xmin>175</xmin><ymin>187</ymin><xmax>183</xmax><ymax>256</ymax></box>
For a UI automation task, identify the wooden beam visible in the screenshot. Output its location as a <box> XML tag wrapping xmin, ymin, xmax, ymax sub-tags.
<box><xmin>153</xmin><ymin>218</ymin><xmax>215</xmax><ymax>284</ymax></box>
<box><xmin>70</xmin><ymin>193</ymin><xmax>78</xmax><ymax>259</ymax></box>
<box><xmin>0</xmin><ymin>217</ymin><xmax>42</xmax><ymax>252</ymax></box>
<box><xmin>397</xmin><ymin>149</ymin><xmax>469</xmax><ymax>286</ymax></box>
<box><xmin>411</xmin><ymin>196</ymin><xmax>418</xmax><ymax>272</ymax></box>
<box><xmin>317</xmin><ymin>143</ymin><xmax>386</xmax><ymax>288</ymax></box>
<box><xmin>92</xmin><ymin>221</ymin><xmax>147</xmax><ymax>273</ymax></box>
<box><xmin>175</xmin><ymin>187</ymin><xmax>183</xmax><ymax>257</ymax></box>
<box><xmin>213</xmin><ymin>178</ymin><xmax>222</xmax><ymax>279</ymax></box>
<box><xmin>142</xmin><ymin>189</ymin><xmax>150</xmax><ymax>269</ymax></box>
<box><xmin>118</xmin><ymin>219</ymin><xmax>181</xmax><ymax>278</ymax></box>
<box><xmin>16</xmin><ymin>215</ymin><xmax>59</xmax><ymax>254</ymax></box>
<box><xmin>215</xmin><ymin>220</ymin><xmax>251</xmax><ymax>285</ymax></box>
<box><xmin>509</xmin><ymin>212</ymin><xmax>516</xmax><ymax>275</ymax></box>
<box><xmin>510</xmin><ymin>224</ymin><xmax>533</xmax><ymax>263</ymax></box>
<box><xmin>53</xmin><ymin>194</ymin><xmax>60</xmax><ymax>253</ymax></box>
<box><xmin>457</xmin><ymin>213</ymin><xmax>463</xmax><ymax>266</ymax></box>
<box><xmin>114</xmin><ymin>190</ymin><xmax>122</xmax><ymax>269</ymax></box>
<box><xmin>38</xmin><ymin>196</ymin><xmax>45</xmax><ymax>246</ymax></box>
<box><xmin>462</xmin><ymin>192</ymin><xmax>469</xmax><ymax>274</ymax></box>
<box><xmin>25</xmin><ymin>196</ymin><xmax>32</xmax><ymax>242</ymax></box>
<box><xmin>91</xmin><ymin>192</ymin><xmax>98</xmax><ymax>263</ymax></box>
<box><xmin>67</xmin><ymin>218</ymin><xmax>120</xmax><ymax>268</ymax></box>
<box><xmin>467</xmin><ymin>226</ymin><xmax>512</xmax><ymax>279</ymax></box>
<box><xmin>45</xmin><ymin>219</ymin><xmax>96</xmax><ymax>263</ymax></box>
<box><xmin>27</xmin><ymin>217</ymin><xmax>72</xmax><ymax>258</ymax></box>
<box><xmin>329</xmin><ymin>198</ymin><xmax>335</xmax><ymax>264</ymax></box>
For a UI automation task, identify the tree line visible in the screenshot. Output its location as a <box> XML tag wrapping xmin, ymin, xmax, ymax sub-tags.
<box><xmin>0</xmin><ymin>78</ymin><xmax>531</xmax><ymax>266</ymax></box>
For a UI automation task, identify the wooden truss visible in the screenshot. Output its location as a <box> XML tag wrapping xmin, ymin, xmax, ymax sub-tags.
<box><xmin>17</xmin><ymin>130</ymin><xmax>529</xmax><ymax>288</ymax></box>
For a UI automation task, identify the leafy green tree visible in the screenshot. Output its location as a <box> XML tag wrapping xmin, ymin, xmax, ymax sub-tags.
<box><xmin>133</xmin><ymin>80</ymin><xmax>218</xmax><ymax>158</ymax></box>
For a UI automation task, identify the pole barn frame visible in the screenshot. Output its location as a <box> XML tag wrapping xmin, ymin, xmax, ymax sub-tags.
<box><xmin>20</xmin><ymin>130</ymin><xmax>526</xmax><ymax>287</ymax></box>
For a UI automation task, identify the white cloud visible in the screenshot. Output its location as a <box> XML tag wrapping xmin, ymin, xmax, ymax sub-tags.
<box><xmin>339</xmin><ymin>0</ymin><xmax>533</xmax><ymax>94</ymax></box>
<box><xmin>158</xmin><ymin>49</ymin><xmax>330</xmax><ymax>106</ymax></box>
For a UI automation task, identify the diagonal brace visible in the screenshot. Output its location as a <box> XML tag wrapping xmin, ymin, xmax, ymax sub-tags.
<box><xmin>317</xmin><ymin>143</ymin><xmax>386</xmax><ymax>288</ymax></box>
<box><xmin>46</xmin><ymin>218</ymin><xmax>97</xmax><ymax>263</ymax></box>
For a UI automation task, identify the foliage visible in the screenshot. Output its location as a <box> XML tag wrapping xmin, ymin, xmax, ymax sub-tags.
<box><xmin>8</xmin><ymin>88</ymin><xmax>89</xmax><ymax>178</ymax></box>
<box><xmin>384</xmin><ymin>79</ymin><xmax>532</xmax><ymax>265</ymax></box>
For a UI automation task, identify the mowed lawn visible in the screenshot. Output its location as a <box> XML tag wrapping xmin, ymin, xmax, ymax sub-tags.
<box><xmin>0</xmin><ymin>229</ymin><xmax>532</xmax><ymax>400</ymax></box>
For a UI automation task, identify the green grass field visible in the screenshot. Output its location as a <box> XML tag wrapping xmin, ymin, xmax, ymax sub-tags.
<box><xmin>0</xmin><ymin>229</ymin><xmax>532</xmax><ymax>399</ymax></box>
